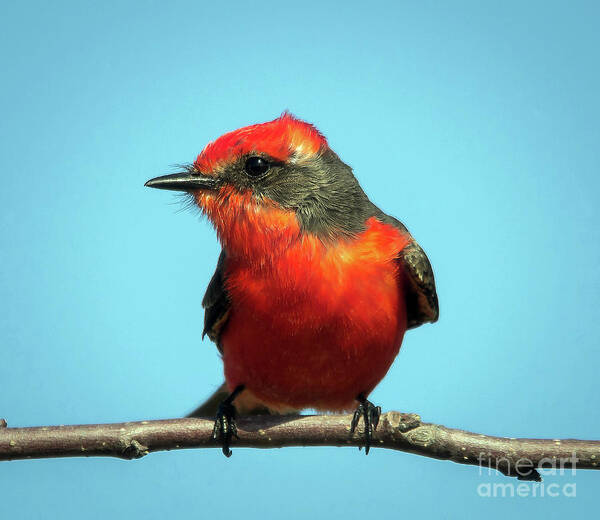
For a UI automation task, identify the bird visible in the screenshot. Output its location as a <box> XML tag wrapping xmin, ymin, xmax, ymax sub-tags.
<box><xmin>145</xmin><ymin>113</ymin><xmax>438</xmax><ymax>456</ymax></box>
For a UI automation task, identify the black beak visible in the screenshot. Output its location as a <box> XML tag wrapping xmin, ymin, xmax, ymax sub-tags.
<box><xmin>144</xmin><ymin>171</ymin><xmax>218</xmax><ymax>191</ymax></box>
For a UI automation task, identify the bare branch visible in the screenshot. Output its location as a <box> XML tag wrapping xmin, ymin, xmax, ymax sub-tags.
<box><xmin>1</xmin><ymin>413</ymin><xmax>598</xmax><ymax>480</ymax></box>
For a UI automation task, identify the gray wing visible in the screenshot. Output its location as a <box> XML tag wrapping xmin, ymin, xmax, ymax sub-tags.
<box><xmin>372</xmin><ymin>209</ymin><xmax>438</xmax><ymax>329</ymax></box>
<box><xmin>202</xmin><ymin>250</ymin><xmax>230</xmax><ymax>350</ymax></box>
<box><xmin>186</xmin><ymin>252</ymin><xmax>230</xmax><ymax>417</ymax></box>
<box><xmin>398</xmin><ymin>240</ymin><xmax>439</xmax><ymax>329</ymax></box>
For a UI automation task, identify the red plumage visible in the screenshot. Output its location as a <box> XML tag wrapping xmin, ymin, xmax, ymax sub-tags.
<box><xmin>221</xmin><ymin>216</ymin><xmax>409</xmax><ymax>412</ymax></box>
<box><xmin>195</xmin><ymin>172</ymin><xmax>410</xmax><ymax>411</ymax></box>
<box><xmin>194</xmin><ymin>112</ymin><xmax>327</xmax><ymax>175</ymax></box>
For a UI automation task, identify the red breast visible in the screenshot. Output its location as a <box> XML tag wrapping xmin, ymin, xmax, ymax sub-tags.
<box><xmin>220</xmin><ymin>216</ymin><xmax>409</xmax><ymax>412</ymax></box>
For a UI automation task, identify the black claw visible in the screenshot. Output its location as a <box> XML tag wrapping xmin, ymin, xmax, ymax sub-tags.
<box><xmin>212</xmin><ymin>402</ymin><xmax>237</xmax><ymax>457</ymax></box>
<box><xmin>350</xmin><ymin>394</ymin><xmax>381</xmax><ymax>455</ymax></box>
<box><xmin>212</xmin><ymin>385</ymin><xmax>244</xmax><ymax>457</ymax></box>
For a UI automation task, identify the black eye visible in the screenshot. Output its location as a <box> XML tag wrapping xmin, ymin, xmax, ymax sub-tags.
<box><xmin>244</xmin><ymin>156</ymin><xmax>270</xmax><ymax>177</ymax></box>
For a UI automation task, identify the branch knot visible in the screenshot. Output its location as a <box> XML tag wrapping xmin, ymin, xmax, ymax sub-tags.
<box><xmin>383</xmin><ymin>411</ymin><xmax>421</xmax><ymax>433</ymax></box>
<box><xmin>120</xmin><ymin>439</ymin><xmax>149</xmax><ymax>459</ymax></box>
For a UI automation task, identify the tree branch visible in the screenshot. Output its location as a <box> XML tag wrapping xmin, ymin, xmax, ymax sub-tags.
<box><xmin>1</xmin><ymin>413</ymin><xmax>598</xmax><ymax>481</ymax></box>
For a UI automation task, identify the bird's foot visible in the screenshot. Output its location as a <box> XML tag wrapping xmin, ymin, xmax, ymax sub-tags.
<box><xmin>212</xmin><ymin>385</ymin><xmax>244</xmax><ymax>457</ymax></box>
<box><xmin>350</xmin><ymin>394</ymin><xmax>381</xmax><ymax>455</ymax></box>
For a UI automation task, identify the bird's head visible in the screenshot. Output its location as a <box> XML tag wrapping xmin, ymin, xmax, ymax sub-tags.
<box><xmin>146</xmin><ymin>113</ymin><xmax>372</xmax><ymax>256</ymax></box>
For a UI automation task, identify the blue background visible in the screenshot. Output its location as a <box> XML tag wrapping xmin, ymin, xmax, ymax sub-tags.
<box><xmin>1</xmin><ymin>1</ymin><xmax>598</xmax><ymax>517</ymax></box>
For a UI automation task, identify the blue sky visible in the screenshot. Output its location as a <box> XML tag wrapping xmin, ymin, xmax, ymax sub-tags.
<box><xmin>1</xmin><ymin>1</ymin><xmax>598</xmax><ymax>517</ymax></box>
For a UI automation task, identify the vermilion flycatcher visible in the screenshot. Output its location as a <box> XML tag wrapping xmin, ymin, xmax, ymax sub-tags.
<box><xmin>145</xmin><ymin>113</ymin><xmax>438</xmax><ymax>456</ymax></box>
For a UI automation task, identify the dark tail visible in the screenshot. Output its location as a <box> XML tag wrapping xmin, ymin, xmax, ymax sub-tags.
<box><xmin>186</xmin><ymin>383</ymin><xmax>230</xmax><ymax>418</ymax></box>
<box><xmin>186</xmin><ymin>382</ymin><xmax>271</xmax><ymax>417</ymax></box>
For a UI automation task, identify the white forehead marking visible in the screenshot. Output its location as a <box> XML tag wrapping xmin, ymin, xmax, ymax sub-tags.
<box><xmin>288</xmin><ymin>145</ymin><xmax>312</xmax><ymax>165</ymax></box>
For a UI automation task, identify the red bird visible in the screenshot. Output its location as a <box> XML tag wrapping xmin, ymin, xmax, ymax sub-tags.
<box><xmin>145</xmin><ymin>113</ymin><xmax>438</xmax><ymax>456</ymax></box>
